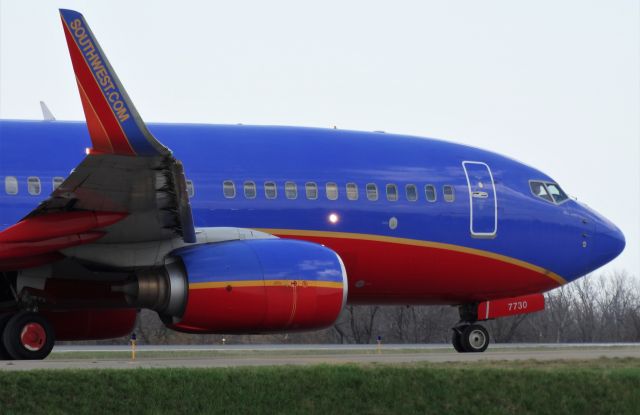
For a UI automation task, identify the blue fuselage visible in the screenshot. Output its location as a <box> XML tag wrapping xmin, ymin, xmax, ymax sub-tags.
<box><xmin>0</xmin><ymin>120</ymin><xmax>625</xmax><ymax>303</ymax></box>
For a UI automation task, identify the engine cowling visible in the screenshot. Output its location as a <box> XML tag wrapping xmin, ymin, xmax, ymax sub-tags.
<box><xmin>41</xmin><ymin>309</ymin><xmax>137</xmax><ymax>341</ymax></box>
<box><xmin>166</xmin><ymin>239</ymin><xmax>347</xmax><ymax>333</ymax></box>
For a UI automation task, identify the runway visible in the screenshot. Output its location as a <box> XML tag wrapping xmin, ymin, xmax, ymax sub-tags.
<box><xmin>1</xmin><ymin>344</ymin><xmax>639</xmax><ymax>371</ymax></box>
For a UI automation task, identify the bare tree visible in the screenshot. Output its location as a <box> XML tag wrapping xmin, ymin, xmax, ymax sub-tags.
<box><xmin>76</xmin><ymin>271</ymin><xmax>639</xmax><ymax>345</ymax></box>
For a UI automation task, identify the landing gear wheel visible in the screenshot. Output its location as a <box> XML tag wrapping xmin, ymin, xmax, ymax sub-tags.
<box><xmin>2</xmin><ymin>312</ymin><xmax>55</xmax><ymax>360</ymax></box>
<box><xmin>460</xmin><ymin>324</ymin><xmax>489</xmax><ymax>353</ymax></box>
<box><xmin>451</xmin><ymin>326</ymin><xmax>466</xmax><ymax>353</ymax></box>
<box><xmin>0</xmin><ymin>314</ymin><xmax>13</xmax><ymax>360</ymax></box>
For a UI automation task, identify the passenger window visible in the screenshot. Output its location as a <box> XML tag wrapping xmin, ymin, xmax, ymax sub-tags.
<box><xmin>285</xmin><ymin>181</ymin><xmax>297</xmax><ymax>199</ymax></box>
<box><xmin>530</xmin><ymin>181</ymin><xmax>553</xmax><ymax>203</ymax></box>
<box><xmin>425</xmin><ymin>185</ymin><xmax>437</xmax><ymax>202</ymax></box>
<box><xmin>223</xmin><ymin>180</ymin><xmax>236</xmax><ymax>199</ymax></box>
<box><xmin>5</xmin><ymin>176</ymin><xmax>17</xmax><ymax>195</ymax></box>
<box><xmin>346</xmin><ymin>183</ymin><xmax>358</xmax><ymax>201</ymax></box>
<box><xmin>28</xmin><ymin>177</ymin><xmax>41</xmax><ymax>196</ymax></box>
<box><xmin>443</xmin><ymin>185</ymin><xmax>455</xmax><ymax>202</ymax></box>
<box><xmin>52</xmin><ymin>177</ymin><xmax>64</xmax><ymax>191</ymax></box>
<box><xmin>545</xmin><ymin>183</ymin><xmax>568</xmax><ymax>204</ymax></box>
<box><xmin>186</xmin><ymin>180</ymin><xmax>195</xmax><ymax>198</ymax></box>
<box><xmin>244</xmin><ymin>181</ymin><xmax>256</xmax><ymax>199</ymax></box>
<box><xmin>366</xmin><ymin>183</ymin><xmax>378</xmax><ymax>201</ymax></box>
<box><xmin>386</xmin><ymin>184</ymin><xmax>398</xmax><ymax>201</ymax></box>
<box><xmin>305</xmin><ymin>182</ymin><xmax>318</xmax><ymax>200</ymax></box>
<box><xmin>405</xmin><ymin>184</ymin><xmax>418</xmax><ymax>202</ymax></box>
<box><xmin>264</xmin><ymin>181</ymin><xmax>277</xmax><ymax>199</ymax></box>
<box><xmin>326</xmin><ymin>182</ymin><xmax>338</xmax><ymax>200</ymax></box>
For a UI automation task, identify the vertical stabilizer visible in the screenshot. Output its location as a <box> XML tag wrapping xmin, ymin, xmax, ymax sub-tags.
<box><xmin>39</xmin><ymin>101</ymin><xmax>56</xmax><ymax>121</ymax></box>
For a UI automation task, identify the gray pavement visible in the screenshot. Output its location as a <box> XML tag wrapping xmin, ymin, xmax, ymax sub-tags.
<box><xmin>51</xmin><ymin>342</ymin><xmax>640</xmax><ymax>352</ymax></box>
<box><xmin>1</xmin><ymin>344</ymin><xmax>638</xmax><ymax>371</ymax></box>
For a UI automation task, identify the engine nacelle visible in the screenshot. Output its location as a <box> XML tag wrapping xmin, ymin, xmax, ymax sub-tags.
<box><xmin>167</xmin><ymin>239</ymin><xmax>347</xmax><ymax>333</ymax></box>
<box><xmin>41</xmin><ymin>309</ymin><xmax>137</xmax><ymax>341</ymax></box>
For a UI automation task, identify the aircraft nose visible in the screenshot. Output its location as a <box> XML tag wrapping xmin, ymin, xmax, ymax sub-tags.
<box><xmin>594</xmin><ymin>219</ymin><xmax>625</xmax><ymax>266</ymax></box>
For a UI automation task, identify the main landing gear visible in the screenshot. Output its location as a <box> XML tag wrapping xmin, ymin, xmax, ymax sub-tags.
<box><xmin>0</xmin><ymin>311</ymin><xmax>55</xmax><ymax>360</ymax></box>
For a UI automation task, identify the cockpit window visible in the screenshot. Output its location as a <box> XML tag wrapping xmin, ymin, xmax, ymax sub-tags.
<box><xmin>530</xmin><ymin>181</ymin><xmax>553</xmax><ymax>202</ymax></box>
<box><xmin>530</xmin><ymin>181</ymin><xmax>568</xmax><ymax>204</ymax></box>
<box><xmin>545</xmin><ymin>183</ymin><xmax>568</xmax><ymax>204</ymax></box>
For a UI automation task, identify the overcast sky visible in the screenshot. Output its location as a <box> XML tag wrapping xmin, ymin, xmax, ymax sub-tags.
<box><xmin>1</xmin><ymin>1</ymin><xmax>638</xmax><ymax>277</ymax></box>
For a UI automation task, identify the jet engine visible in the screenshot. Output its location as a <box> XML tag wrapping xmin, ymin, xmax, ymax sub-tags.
<box><xmin>132</xmin><ymin>239</ymin><xmax>348</xmax><ymax>333</ymax></box>
<box><xmin>41</xmin><ymin>309</ymin><xmax>137</xmax><ymax>340</ymax></box>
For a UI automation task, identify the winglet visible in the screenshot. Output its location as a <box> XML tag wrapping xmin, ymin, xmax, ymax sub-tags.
<box><xmin>59</xmin><ymin>9</ymin><xmax>169</xmax><ymax>157</ymax></box>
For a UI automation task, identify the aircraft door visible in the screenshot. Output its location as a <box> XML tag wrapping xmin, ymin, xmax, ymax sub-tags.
<box><xmin>462</xmin><ymin>161</ymin><xmax>497</xmax><ymax>238</ymax></box>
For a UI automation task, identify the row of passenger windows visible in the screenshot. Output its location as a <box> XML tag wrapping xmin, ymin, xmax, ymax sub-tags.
<box><xmin>2</xmin><ymin>176</ymin><xmax>456</xmax><ymax>204</ymax></box>
<box><xmin>3</xmin><ymin>176</ymin><xmax>65</xmax><ymax>196</ymax></box>
<box><xmin>222</xmin><ymin>181</ymin><xmax>456</xmax><ymax>203</ymax></box>
<box><xmin>3</xmin><ymin>175</ymin><xmax>193</xmax><ymax>198</ymax></box>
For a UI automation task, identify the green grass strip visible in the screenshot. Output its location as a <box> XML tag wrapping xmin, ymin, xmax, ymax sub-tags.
<box><xmin>0</xmin><ymin>363</ymin><xmax>638</xmax><ymax>415</ymax></box>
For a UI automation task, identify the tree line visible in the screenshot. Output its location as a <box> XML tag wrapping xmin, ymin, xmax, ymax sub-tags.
<box><xmin>81</xmin><ymin>271</ymin><xmax>640</xmax><ymax>345</ymax></box>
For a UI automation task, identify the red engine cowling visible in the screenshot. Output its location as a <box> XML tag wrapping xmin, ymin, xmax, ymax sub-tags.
<box><xmin>41</xmin><ymin>309</ymin><xmax>137</xmax><ymax>341</ymax></box>
<box><xmin>167</xmin><ymin>239</ymin><xmax>347</xmax><ymax>333</ymax></box>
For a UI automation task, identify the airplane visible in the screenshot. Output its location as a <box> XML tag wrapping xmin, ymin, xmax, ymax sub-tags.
<box><xmin>0</xmin><ymin>9</ymin><xmax>625</xmax><ymax>359</ymax></box>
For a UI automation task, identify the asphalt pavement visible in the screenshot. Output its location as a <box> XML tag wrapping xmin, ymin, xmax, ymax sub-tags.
<box><xmin>1</xmin><ymin>344</ymin><xmax>638</xmax><ymax>371</ymax></box>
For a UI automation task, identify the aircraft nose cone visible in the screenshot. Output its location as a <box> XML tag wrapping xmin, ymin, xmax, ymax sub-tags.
<box><xmin>595</xmin><ymin>221</ymin><xmax>625</xmax><ymax>266</ymax></box>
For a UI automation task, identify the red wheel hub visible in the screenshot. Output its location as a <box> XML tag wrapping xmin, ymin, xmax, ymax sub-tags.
<box><xmin>20</xmin><ymin>323</ymin><xmax>46</xmax><ymax>351</ymax></box>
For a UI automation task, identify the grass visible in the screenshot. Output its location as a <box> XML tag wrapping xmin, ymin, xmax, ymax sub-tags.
<box><xmin>0</xmin><ymin>359</ymin><xmax>639</xmax><ymax>414</ymax></box>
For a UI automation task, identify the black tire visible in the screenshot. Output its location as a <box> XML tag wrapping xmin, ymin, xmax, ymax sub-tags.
<box><xmin>2</xmin><ymin>312</ymin><xmax>55</xmax><ymax>360</ymax></box>
<box><xmin>0</xmin><ymin>314</ymin><xmax>13</xmax><ymax>360</ymax></box>
<box><xmin>451</xmin><ymin>327</ymin><xmax>466</xmax><ymax>353</ymax></box>
<box><xmin>461</xmin><ymin>324</ymin><xmax>489</xmax><ymax>353</ymax></box>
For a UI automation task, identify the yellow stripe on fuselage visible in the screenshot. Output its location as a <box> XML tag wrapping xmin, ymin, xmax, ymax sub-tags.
<box><xmin>189</xmin><ymin>280</ymin><xmax>344</xmax><ymax>290</ymax></box>
<box><xmin>255</xmin><ymin>228</ymin><xmax>567</xmax><ymax>285</ymax></box>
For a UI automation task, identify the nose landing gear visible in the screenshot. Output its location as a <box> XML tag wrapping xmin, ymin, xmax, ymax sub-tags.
<box><xmin>451</xmin><ymin>303</ymin><xmax>490</xmax><ymax>353</ymax></box>
<box><xmin>452</xmin><ymin>323</ymin><xmax>490</xmax><ymax>353</ymax></box>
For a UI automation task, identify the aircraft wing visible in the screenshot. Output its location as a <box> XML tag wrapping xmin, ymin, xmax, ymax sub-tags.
<box><xmin>0</xmin><ymin>9</ymin><xmax>195</xmax><ymax>270</ymax></box>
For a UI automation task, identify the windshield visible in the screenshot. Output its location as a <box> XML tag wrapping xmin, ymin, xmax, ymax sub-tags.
<box><xmin>530</xmin><ymin>181</ymin><xmax>553</xmax><ymax>202</ymax></box>
<box><xmin>545</xmin><ymin>183</ymin><xmax>568</xmax><ymax>203</ymax></box>
<box><xmin>529</xmin><ymin>181</ymin><xmax>569</xmax><ymax>205</ymax></box>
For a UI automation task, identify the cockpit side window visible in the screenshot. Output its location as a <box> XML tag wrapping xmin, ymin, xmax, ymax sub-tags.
<box><xmin>545</xmin><ymin>183</ymin><xmax>568</xmax><ymax>204</ymax></box>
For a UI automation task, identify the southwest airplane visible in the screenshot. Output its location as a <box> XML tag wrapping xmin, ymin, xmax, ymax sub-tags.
<box><xmin>0</xmin><ymin>10</ymin><xmax>625</xmax><ymax>359</ymax></box>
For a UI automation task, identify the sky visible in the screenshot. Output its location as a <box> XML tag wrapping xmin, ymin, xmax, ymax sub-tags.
<box><xmin>0</xmin><ymin>1</ymin><xmax>638</xmax><ymax>277</ymax></box>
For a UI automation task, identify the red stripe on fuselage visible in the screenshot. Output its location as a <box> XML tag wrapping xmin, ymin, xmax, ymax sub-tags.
<box><xmin>61</xmin><ymin>19</ymin><xmax>135</xmax><ymax>155</ymax></box>
<box><xmin>274</xmin><ymin>234</ymin><xmax>561</xmax><ymax>304</ymax></box>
